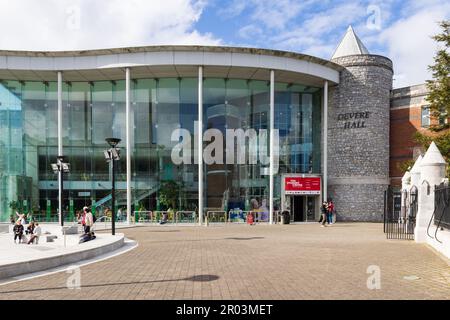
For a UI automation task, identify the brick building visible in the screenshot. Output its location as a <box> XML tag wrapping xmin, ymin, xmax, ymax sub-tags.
<box><xmin>389</xmin><ymin>84</ymin><xmax>437</xmax><ymax>188</ymax></box>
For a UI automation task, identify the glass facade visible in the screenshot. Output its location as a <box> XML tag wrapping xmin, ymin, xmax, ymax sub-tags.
<box><xmin>0</xmin><ymin>76</ymin><xmax>322</xmax><ymax>222</ymax></box>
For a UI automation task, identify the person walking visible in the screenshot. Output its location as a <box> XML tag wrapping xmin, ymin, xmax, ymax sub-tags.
<box><xmin>327</xmin><ymin>199</ymin><xmax>335</xmax><ymax>225</ymax></box>
<box><xmin>320</xmin><ymin>202</ymin><xmax>328</xmax><ymax>227</ymax></box>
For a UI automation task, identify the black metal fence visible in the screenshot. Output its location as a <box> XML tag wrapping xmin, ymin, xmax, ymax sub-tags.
<box><xmin>384</xmin><ymin>186</ymin><xmax>417</xmax><ymax>240</ymax></box>
<box><xmin>430</xmin><ymin>184</ymin><xmax>450</xmax><ymax>238</ymax></box>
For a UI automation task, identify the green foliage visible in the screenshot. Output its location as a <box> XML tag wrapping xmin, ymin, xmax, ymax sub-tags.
<box><xmin>412</xmin><ymin>21</ymin><xmax>450</xmax><ymax>177</ymax></box>
<box><xmin>158</xmin><ymin>180</ymin><xmax>183</xmax><ymax>210</ymax></box>
<box><xmin>397</xmin><ymin>159</ymin><xmax>415</xmax><ymax>174</ymax></box>
<box><xmin>8</xmin><ymin>200</ymin><xmax>19</xmax><ymax>211</ymax></box>
<box><xmin>426</xmin><ymin>20</ymin><xmax>450</xmax><ymax>123</ymax></box>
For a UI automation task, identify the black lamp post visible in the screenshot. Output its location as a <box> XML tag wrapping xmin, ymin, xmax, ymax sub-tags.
<box><xmin>51</xmin><ymin>156</ymin><xmax>70</xmax><ymax>227</ymax></box>
<box><xmin>104</xmin><ymin>138</ymin><xmax>121</xmax><ymax>235</ymax></box>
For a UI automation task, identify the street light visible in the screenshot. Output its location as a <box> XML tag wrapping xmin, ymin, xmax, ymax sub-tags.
<box><xmin>51</xmin><ymin>155</ymin><xmax>70</xmax><ymax>227</ymax></box>
<box><xmin>104</xmin><ymin>138</ymin><xmax>121</xmax><ymax>235</ymax></box>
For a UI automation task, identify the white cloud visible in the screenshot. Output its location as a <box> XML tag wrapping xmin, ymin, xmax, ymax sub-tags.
<box><xmin>238</xmin><ymin>24</ymin><xmax>263</xmax><ymax>40</ymax></box>
<box><xmin>378</xmin><ymin>3</ymin><xmax>450</xmax><ymax>88</ymax></box>
<box><xmin>0</xmin><ymin>0</ymin><xmax>221</xmax><ymax>51</ymax></box>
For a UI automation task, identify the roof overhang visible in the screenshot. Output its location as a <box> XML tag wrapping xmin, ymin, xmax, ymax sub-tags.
<box><xmin>0</xmin><ymin>45</ymin><xmax>342</xmax><ymax>87</ymax></box>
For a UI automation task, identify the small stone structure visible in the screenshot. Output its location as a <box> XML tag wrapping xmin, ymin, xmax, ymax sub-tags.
<box><xmin>404</xmin><ymin>142</ymin><xmax>450</xmax><ymax>259</ymax></box>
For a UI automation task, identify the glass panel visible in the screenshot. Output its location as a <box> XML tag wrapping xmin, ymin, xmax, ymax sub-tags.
<box><xmin>203</xmin><ymin>78</ymin><xmax>270</xmax><ymax>218</ymax></box>
<box><xmin>0</xmin><ymin>76</ymin><xmax>321</xmax><ymax>223</ymax></box>
<box><xmin>132</xmin><ymin>78</ymin><xmax>198</xmax><ymax>217</ymax></box>
<box><xmin>273</xmin><ymin>84</ymin><xmax>321</xmax><ymax>209</ymax></box>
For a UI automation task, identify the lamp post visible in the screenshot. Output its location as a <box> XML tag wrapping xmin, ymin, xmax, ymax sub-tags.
<box><xmin>51</xmin><ymin>156</ymin><xmax>70</xmax><ymax>227</ymax></box>
<box><xmin>104</xmin><ymin>138</ymin><xmax>121</xmax><ymax>235</ymax></box>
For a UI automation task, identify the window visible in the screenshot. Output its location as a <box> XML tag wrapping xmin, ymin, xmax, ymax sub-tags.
<box><xmin>439</xmin><ymin>107</ymin><xmax>448</xmax><ymax>126</ymax></box>
<box><xmin>421</xmin><ymin>106</ymin><xmax>430</xmax><ymax>127</ymax></box>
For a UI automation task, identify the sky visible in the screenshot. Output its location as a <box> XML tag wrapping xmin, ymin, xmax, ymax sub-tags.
<box><xmin>0</xmin><ymin>0</ymin><xmax>448</xmax><ymax>88</ymax></box>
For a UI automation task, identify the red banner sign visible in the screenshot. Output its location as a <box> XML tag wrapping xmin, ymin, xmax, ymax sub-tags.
<box><xmin>284</xmin><ymin>177</ymin><xmax>321</xmax><ymax>195</ymax></box>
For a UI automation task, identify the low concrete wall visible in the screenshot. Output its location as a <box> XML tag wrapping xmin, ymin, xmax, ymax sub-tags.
<box><xmin>0</xmin><ymin>234</ymin><xmax>125</xmax><ymax>280</ymax></box>
<box><xmin>0</xmin><ymin>224</ymin><xmax>9</xmax><ymax>233</ymax></box>
<box><xmin>427</xmin><ymin>227</ymin><xmax>450</xmax><ymax>259</ymax></box>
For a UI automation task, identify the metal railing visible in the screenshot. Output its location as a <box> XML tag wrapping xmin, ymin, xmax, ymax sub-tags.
<box><xmin>384</xmin><ymin>187</ymin><xmax>416</xmax><ymax>240</ymax></box>
<box><xmin>205</xmin><ymin>211</ymin><xmax>227</xmax><ymax>224</ymax></box>
<box><xmin>428</xmin><ymin>184</ymin><xmax>450</xmax><ymax>243</ymax></box>
<box><xmin>134</xmin><ymin>210</ymin><xmax>154</xmax><ymax>223</ymax></box>
<box><xmin>175</xmin><ymin>211</ymin><xmax>196</xmax><ymax>224</ymax></box>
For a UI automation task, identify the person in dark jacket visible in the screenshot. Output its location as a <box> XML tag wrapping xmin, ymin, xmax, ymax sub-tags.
<box><xmin>320</xmin><ymin>202</ymin><xmax>328</xmax><ymax>227</ymax></box>
<box><xmin>26</xmin><ymin>221</ymin><xmax>35</xmax><ymax>235</ymax></box>
<box><xmin>13</xmin><ymin>221</ymin><xmax>24</xmax><ymax>244</ymax></box>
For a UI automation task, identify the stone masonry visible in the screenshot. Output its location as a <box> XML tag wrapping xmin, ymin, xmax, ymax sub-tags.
<box><xmin>328</xmin><ymin>54</ymin><xmax>393</xmax><ymax>221</ymax></box>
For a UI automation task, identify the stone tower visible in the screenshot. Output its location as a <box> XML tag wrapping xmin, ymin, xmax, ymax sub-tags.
<box><xmin>328</xmin><ymin>26</ymin><xmax>393</xmax><ymax>221</ymax></box>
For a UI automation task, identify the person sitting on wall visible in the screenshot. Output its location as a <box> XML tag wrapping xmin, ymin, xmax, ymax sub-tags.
<box><xmin>26</xmin><ymin>221</ymin><xmax>35</xmax><ymax>234</ymax></box>
<box><xmin>28</xmin><ymin>223</ymin><xmax>41</xmax><ymax>244</ymax></box>
<box><xmin>13</xmin><ymin>221</ymin><xmax>24</xmax><ymax>244</ymax></box>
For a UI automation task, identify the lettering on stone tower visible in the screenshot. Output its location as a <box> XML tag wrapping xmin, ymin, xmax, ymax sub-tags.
<box><xmin>337</xmin><ymin>111</ymin><xmax>371</xmax><ymax>129</ymax></box>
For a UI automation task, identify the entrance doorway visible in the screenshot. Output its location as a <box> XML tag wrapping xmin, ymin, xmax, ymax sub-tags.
<box><xmin>290</xmin><ymin>195</ymin><xmax>317</xmax><ymax>222</ymax></box>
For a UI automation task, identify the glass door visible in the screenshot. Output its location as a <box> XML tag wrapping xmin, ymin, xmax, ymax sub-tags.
<box><xmin>305</xmin><ymin>196</ymin><xmax>316</xmax><ymax>222</ymax></box>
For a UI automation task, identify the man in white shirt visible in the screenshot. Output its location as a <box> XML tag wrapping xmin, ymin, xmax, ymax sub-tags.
<box><xmin>28</xmin><ymin>223</ymin><xmax>42</xmax><ymax>244</ymax></box>
<box><xmin>84</xmin><ymin>208</ymin><xmax>94</xmax><ymax>234</ymax></box>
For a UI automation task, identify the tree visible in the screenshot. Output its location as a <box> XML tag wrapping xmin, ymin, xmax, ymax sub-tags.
<box><xmin>426</xmin><ymin>20</ymin><xmax>450</xmax><ymax>127</ymax></box>
<box><xmin>411</xmin><ymin>20</ymin><xmax>450</xmax><ymax>176</ymax></box>
<box><xmin>158</xmin><ymin>180</ymin><xmax>183</xmax><ymax>210</ymax></box>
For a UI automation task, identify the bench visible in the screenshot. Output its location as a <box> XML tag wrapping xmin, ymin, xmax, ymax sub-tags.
<box><xmin>46</xmin><ymin>235</ymin><xmax>58</xmax><ymax>242</ymax></box>
<box><xmin>62</xmin><ymin>225</ymin><xmax>79</xmax><ymax>235</ymax></box>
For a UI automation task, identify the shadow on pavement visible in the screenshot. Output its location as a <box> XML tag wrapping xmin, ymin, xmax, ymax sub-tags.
<box><xmin>0</xmin><ymin>274</ymin><xmax>220</xmax><ymax>295</ymax></box>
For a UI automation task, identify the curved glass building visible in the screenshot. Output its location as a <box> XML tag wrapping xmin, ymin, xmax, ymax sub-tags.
<box><xmin>0</xmin><ymin>30</ymin><xmax>393</xmax><ymax>223</ymax></box>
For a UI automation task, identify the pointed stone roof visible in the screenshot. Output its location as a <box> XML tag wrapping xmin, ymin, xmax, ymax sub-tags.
<box><xmin>331</xmin><ymin>25</ymin><xmax>370</xmax><ymax>59</ymax></box>
<box><xmin>410</xmin><ymin>155</ymin><xmax>423</xmax><ymax>174</ymax></box>
<box><xmin>401</xmin><ymin>170</ymin><xmax>411</xmax><ymax>183</ymax></box>
<box><xmin>421</xmin><ymin>142</ymin><xmax>446</xmax><ymax>166</ymax></box>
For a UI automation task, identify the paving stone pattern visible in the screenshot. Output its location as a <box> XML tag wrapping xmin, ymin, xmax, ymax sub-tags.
<box><xmin>0</xmin><ymin>223</ymin><xmax>448</xmax><ymax>300</ymax></box>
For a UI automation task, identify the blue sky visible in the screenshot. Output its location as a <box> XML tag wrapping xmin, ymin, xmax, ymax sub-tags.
<box><xmin>0</xmin><ymin>0</ymin><xmax>448</xmax><ymax>87</ymax></box>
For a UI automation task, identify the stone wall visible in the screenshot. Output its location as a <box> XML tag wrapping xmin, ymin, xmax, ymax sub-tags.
<box><xmin>328</xmin><ymin>54</ymin><xmax>393</xmax><ymax>222</ymax></box>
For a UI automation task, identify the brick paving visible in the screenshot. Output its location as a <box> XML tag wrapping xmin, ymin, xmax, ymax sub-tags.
<box><xmin>0</xmin><ymin>223</ymin><xmax>449</xmax><ymax>300</ymax></box>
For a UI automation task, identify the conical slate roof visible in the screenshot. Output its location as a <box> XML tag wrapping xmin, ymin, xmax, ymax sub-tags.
<box><xmin>421</xmin><ymin>142</ymin><xmax>446</xmax><ymax>166</ymax></box>
<box><xmin>331</xmin><ymin>25</ymin><xmax>369</xmax><ymax>59</ymax></box>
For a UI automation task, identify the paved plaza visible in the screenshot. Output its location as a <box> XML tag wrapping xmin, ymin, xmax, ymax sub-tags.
<box><xmin>0</xmin><ymin>223</ymin><xmax>449</xmax><ymax>300</ymax></box>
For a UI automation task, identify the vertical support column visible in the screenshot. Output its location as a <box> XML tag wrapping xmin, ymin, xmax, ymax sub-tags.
<box><xmin>126</xmin><ymin>67</ymin><xmax>131</xmax><ymax>224</ymax></box>
<box><xmin>269</xmin><ymin>70</ymin><xmax>275</xmax><ymax>225</ymax></box>
<box><xmin>57</xmin><ymin>71</ymin><xmax>63</xmax><ymax>226</ymax></box>
<box><xmin>198</xmin><ymin>66</ymin><xmax>203</xmax><ymax>226</ymax></box>
<box><xmin>323</xmin><ymin>81</ymin><xmax>328</xmax><ymax>203</ymax></box>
